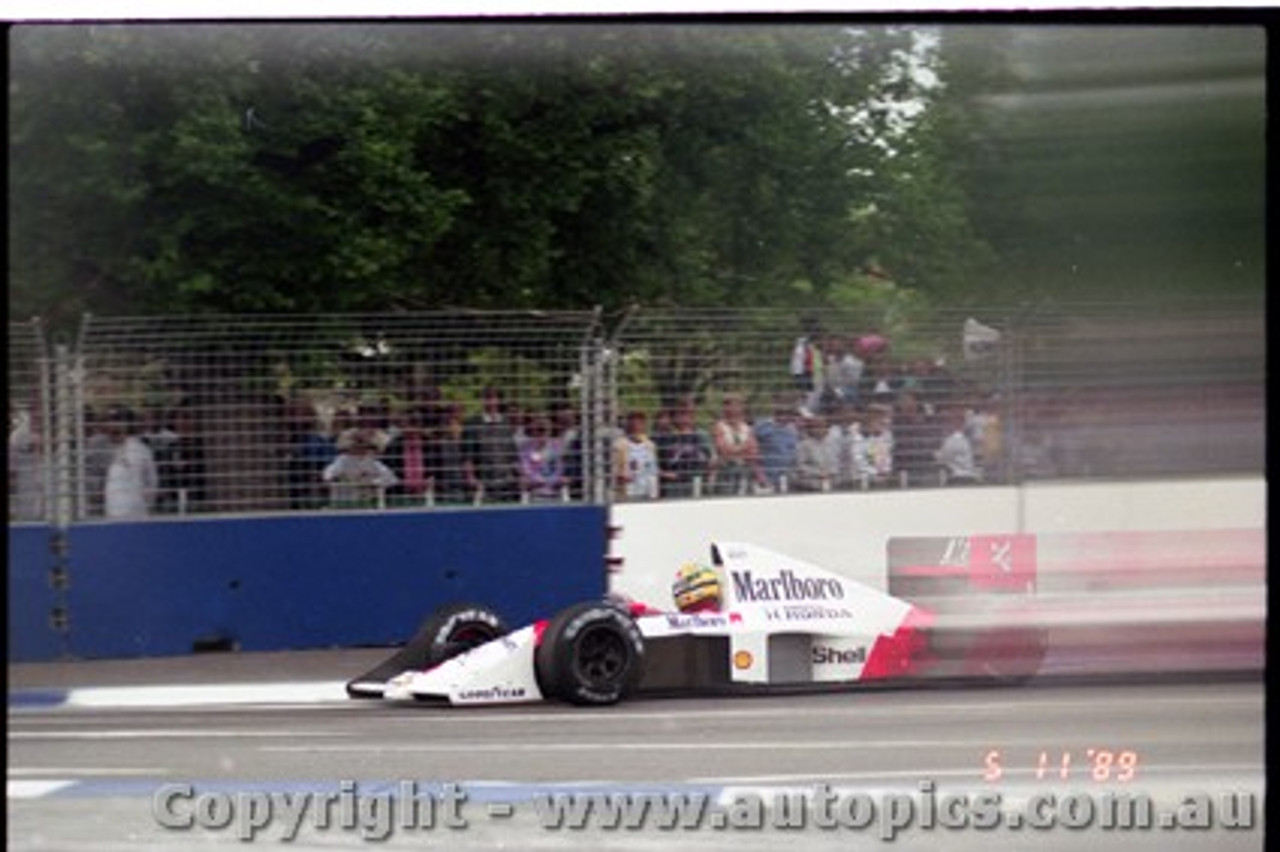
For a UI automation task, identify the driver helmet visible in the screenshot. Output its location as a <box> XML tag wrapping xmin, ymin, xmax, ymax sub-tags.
<box><xmin>672</xmin><ymin>562</ymin><xmax>722</xmax><ymax>613</ymax></box>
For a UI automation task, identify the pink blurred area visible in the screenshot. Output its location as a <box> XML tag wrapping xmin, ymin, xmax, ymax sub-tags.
<box><xmin>888</xmin><ymin>528</ymin><xmax>1265</xmax><ymax>680</ymax></box>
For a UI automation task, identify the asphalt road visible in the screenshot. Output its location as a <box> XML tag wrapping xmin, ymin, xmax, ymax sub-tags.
<box><xmin>7</xmin><ymin>651</ymin><xmax>1265</xmax><ymax>852</ymax></box>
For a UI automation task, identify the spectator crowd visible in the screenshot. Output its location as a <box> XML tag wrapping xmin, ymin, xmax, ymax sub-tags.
<box><xmin>10</xmin><ymin>330</ymin><xmax>1005</xmax><ymax>521</ymax></box>
<box><xmin>263</xmin><ymin>328</ymin><xmax>1002</xmax><ymax>510</ymax></box>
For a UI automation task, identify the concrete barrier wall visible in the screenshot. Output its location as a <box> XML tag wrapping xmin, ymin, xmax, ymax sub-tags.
<box><xmin>8</xmin><ymin>525</ymin><xmax>63</xmax><ymax>662</ymax></box>
<box><xmin>10</xmin><ymin>477</ymin><xmax>1264</xmax><ymax>662</ymax></box>
<box><xmin>10</xmin><ymin>506</ymin><xmax>608</xmax><ymax>662</ymax></box>
<box><xmin>609</xmin><ymin>477</ymin><xmax>1266</xmax><ymax>607</ymax></box>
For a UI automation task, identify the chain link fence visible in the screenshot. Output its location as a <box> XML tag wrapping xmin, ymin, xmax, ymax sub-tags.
<box><xmin>52</xmin><ymin>311</ymin><xmax>605</xmax><ymax>519</ymax></box>
<box><xmin>8</xmin><ymin>319</ymin><xmax>51</xmax><ymax>522</ymax></box>
<box><xmin>609</xmin><ymin>301</ymin><xmax>1265</xmax><ymax>497</ymax></box>
<box><xmin>8</xmin><ymin>303</ymin><xmax>1264</xmax><ymax>523</ymax></box>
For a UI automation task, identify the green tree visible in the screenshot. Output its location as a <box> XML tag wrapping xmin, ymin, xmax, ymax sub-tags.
<box><xmin>10</xmin><ymin>23</ymin><xmax>1000</xmax><ymax>331</ymax></box>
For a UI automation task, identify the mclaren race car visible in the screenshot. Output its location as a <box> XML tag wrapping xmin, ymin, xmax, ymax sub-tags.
<box><xmin>346</xmin><ymin>541</ymin><xmax>943</xmax><ymax>706</ymax></box>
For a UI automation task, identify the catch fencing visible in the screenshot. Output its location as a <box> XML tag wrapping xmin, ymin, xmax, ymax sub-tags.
<box><xmin>7</xmin><ymin>300</ymin><xmax>1265</xmax><ymax>524</ymax></box>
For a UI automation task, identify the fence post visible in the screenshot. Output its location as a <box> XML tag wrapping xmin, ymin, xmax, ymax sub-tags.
<box><xmin>579</xmin><ymin>308</ymin><xmax>612</xmax><ymax>508</ymax></box>
<box><xmin>50</xmin><ymin>343</ymin><xmax>77</xmax><ymax>658</ymax></box>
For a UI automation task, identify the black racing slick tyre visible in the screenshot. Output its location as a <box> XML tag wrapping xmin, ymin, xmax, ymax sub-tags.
<box><xmin>415</xmin><ymin>603</ymin><xmax>510</xmax><ymax>669</ymax></box>
<box><xmin>535</xmin><ymin>602</ymin><xmax>645</xmax><ymax>706</ymax></box>
<box><xmin>345</xmin><ymin>603</ymin><xmax>508</xmax><ymax>698</ymax></box>
<box><xmin>970</xmin><ymin>626</ymin><xmax>1050</xmax><ymax>686</ymax></box>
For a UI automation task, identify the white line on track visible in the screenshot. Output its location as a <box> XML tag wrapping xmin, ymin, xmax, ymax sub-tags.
<box><xmin>11</xmin><ymin>729</ymin><xmax>353</xmax><ymax>740</ymax></box>
<box><xmin>344</xmin><ymin>693</ymin><xmax>1261</xmax><ymax>724</ymax></box>
<box><xmin>257</xmin><ymin>736</ymin><xmax>1258</xmax><ymax>754</ymax></box>
<box><xmin>12</xmin><ymin>682</ymin><xmax>1258</xmax><ymax>713</ymax></box>
<box><xmin>8</xmin><ymin>767</ymin><xmax>171</xmax><ymax>776</ymax></box>
<box><xmin>7</xmin><ymin>780</ymin><xmax>75</xmax><ymax>799</ymax></box>
<box><xmin>258</xmin><ymin>740</ymin><xmax>981</xmax><ymax>754</ymax></box>
<box><xmin>63</xmin><ymin>682</ymin><xmax>347</xmax><ymax>708</ymax></box>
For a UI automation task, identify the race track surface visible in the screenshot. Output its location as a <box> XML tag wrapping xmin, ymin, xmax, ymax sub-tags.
<box><xmin>8</xmin><ymin>650</ymin><xmax>1264</xmax><ymax>851</ymax></box>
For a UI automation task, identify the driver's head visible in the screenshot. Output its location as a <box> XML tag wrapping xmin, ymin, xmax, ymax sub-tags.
<box><xmin>672</xmin><ymin>562</ymin><xmax>722</xmax><ymax>613</ymax></box>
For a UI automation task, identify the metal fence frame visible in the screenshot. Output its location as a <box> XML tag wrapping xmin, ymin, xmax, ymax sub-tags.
<box><xmin>8</xmin><ymin>302</ymin><xmax>1265</xmax><ymax>525</ymax></box>
<box><xmin>7</xmin><ymin>318</ymin><xmax>53</xmax><ymax>522</ymax></box>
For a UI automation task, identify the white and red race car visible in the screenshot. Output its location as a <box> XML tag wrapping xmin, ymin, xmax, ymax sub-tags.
<box><xmin>346</xmin><ymin>541</ymin><xmax>943</xmax><ymax>706</ymax></box>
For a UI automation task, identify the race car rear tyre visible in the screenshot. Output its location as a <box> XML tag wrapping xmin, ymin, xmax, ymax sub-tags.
<box><xmin>971</xmin><ymin>626</ymin><xmax>1050</xmax><ymax>686</ymax></box>
<box><xmin>535</xmin><ymin>602</ymin><xmax>645</xmax><ymax>706</ymax></box>
<box><xmin>345</xmin><ymin>603</ymin><xmax>508</xmax><ymax>698</ymax></box>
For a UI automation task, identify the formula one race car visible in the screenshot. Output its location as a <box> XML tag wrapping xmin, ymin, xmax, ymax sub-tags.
<box><xmin>346</xmin><ymin>542</ymin><xmax>938</xmax><ymax>706</ymax></box>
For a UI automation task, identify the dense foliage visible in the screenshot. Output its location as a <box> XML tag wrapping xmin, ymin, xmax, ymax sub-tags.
<box><xmin>10</xmin><ymin>23</ymin><xmax>1265</xmax><ymax>334</ymax></box>
<box><xmin>9</xmin><ymin>24</ymin><xmax>990</xmax><ymax>327</ymax></box>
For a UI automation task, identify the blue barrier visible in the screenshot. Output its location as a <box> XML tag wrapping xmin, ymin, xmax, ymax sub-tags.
<box><xmin>9</xmin><ymin>524</ymin><xmax>64</xmax><ymax>662</ymax></box>
<box><xmin>10</xmin><ymin>506</ymin><xmax>607</xmax><ymax>661</ymax></box>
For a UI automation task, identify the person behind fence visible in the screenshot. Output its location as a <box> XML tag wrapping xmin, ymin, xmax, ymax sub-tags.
<box><xmin>155</xmin><ymin>403</ymin><xmax>209</xmax><ymax>513</ymax></box>
<box><xmin>891</xmin><ymin>389</ymin><xmax>940</xmax><ymax>487</ymax></box>
<box><xmin>140</xmin><ymin>407</ymin><xmax>180</xmax><ymax>506</ymax></box>
<box><xmin>506</xmin><ymin>401</ymin><xmax>531</xmax><ymax>446</ymax></box>
<box><xmin>337</xmin><ymin>402</ymin><xmax>392</xmax><ymax>455</ymax></box>
<box><xmin>103</xmin><ymin>405</ymin><xmax>159</xmax><ymax>519</ymax></box>
<box><xmin>463</xmin><ymin>386</ymin><xmax>521</xmax><ymax>503</ymax></box>
<box><xmin>82</xmin><ymin>408</ymin><xmax>115</xmax><ymax>517</ymax></box>
<box><xmin>968</xmin><ymin>392</ymin><xmax>1004</xmax><ymax>483</ymax></box>
<box><xmin>831</xmin><ymin>336</ymin><xmax>865</xmax><ymax>406</ymax></box>
<box><xmin>712</xmin><ymin>392</ymin><xmax>766</xmax><ymax>495</ymax></box>
<box><xmin>8</xmin><ymin>402</ymin><xmax>44</xmax><ymax>521</ymax></box>
<box><xmin>555</xmin><ymin>404</ymin><xmax>586</xmax><ymax>498</ymax></box>
<box><xmin>651</xmin><ymin>407</ymin><xmax>676</xmax><ymax>470</ymax></box>
<box><xmin>791</xmin><ymin>413</ymin><xmax>839</xmax><ymax>492</ymax></box>
<box><xmin>659</xmin><ymin>400</ymin><xmax>713</xmax><ymax>498</ymax></box>
<box><xmin>551</xmin><ymin>401</ymin><xmax>580</xmax><ymax>481</ymax></box>
<box><xmin>822</xmin><ymin>401</ymin><xmax>858</xmax><ymax>489</ymax></box>
<box><xmin>519</xmin><ymin>413</ymin><xmax>566</xmax><ymax>501</ymax></box>
<box><xmin>649</xmin><ymin>408</ymin><xmax>675</xmax><ymax>493</ymax></box>
<box><xmin>753</xmin><ymin>394</ymin><xmax>800</xmax><ymax>492</ymax></box>
<box><xmin>935</xmin><ymin>404</ymin><xmax>982</xmax><ymax>485</ymax></box>
<box><xmin>614</xmin><ymin>409</ymin><xmax>659</xmax><ymax>500</ymax></box>
<box><xmin>862</xmin><ymin>404</ymin><xmax>895</xmax><ymax>486</ymax></box>
<box><xmin>906</xmin><ymin>356</ymin><xmax>956</xmax><ymax>415</ymax></box>
<box><xmin>323</xmin><ymin>429</ymin><xmax>398</xmax><ymax>507</ymax></box>
<box><xmin>428</xmin><ymin>401</ymin><xmax>472</xmax><ymax>505</ymax></box>
<box><xmin>383</xmin><ymin>406</ymin><xmax>431</xmax><ymax>505</ymax></box>
<box><xmin>789</xmin><ymin>323</ymin><xmax>824</xmax><ymax>413</ymax></box>
<box><xmin>286</xmin><ymin>403</ymin><xmax>337</xmax><ymax>510</ymax></box>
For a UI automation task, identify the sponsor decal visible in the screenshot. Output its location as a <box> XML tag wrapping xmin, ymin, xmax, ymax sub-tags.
<box><xmin>665</xmin><ymin>613</ymin><xmax>729</xmax><ymax>630</ymax></box>
<box><xmin>969</xmin><ymin>535</ymin><xmax>1036</xmax><ymax>591</ymax></box>
<box><xmin>731</xmin><ymin>569</ymin><xmax>845</xmax><ymax>603</ymax></box>
<box><xmin>887</xmin><ymin>534</ymin><xmax>1037</xmax><ymax>592</ymax></box>
<box><xmin>762</xmin><ymin>605</ymin><xmax>854</xmax><ymax>622</ymax></box>
<box><xmin>733</xmin><ymin>650</ymin><xmax>754</xmax><ymax>670</ymax></box>
<box><xmin>454</xmin><ymin>685</ymin><xmax>527</xmax><ymax>702</ymax></box>
<box><xmin>812</xmin><ymin>645</ymin><xmax>867</xmax><ymax>666</ymax></box>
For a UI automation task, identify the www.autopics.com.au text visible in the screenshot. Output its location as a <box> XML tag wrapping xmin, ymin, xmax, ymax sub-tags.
<box><xmin>151</xmin><ymin>780</ymin><xmax>1259</xmax><ymax>842</ymax></box>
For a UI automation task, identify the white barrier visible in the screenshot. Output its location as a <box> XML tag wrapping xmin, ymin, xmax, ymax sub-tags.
<box><xmin>609</xmin><ymin>477</ymin><xmax>1266</xmax><ymax>607</ymax></box>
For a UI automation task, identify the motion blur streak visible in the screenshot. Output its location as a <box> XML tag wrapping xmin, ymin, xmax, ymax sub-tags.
<box><xmin>890</xmin><ymin>529</ymin><xmax>1265</xmax><ymax>681</ymax></box>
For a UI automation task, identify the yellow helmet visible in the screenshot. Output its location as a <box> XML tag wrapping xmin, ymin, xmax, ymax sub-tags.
<box><xmin>672</xmin><ymin>562</ymin><xmax>722</xmax><ymax>613</ymax></box>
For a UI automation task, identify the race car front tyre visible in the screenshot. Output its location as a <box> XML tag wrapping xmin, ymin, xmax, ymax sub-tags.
<box><xmin>417</xmin><ymin>603</ymin><xmax>510</xmax><ymax>669</ymax></box>
<box><xmin>345</xmin><ymin>602</ymin><xmax>508</xmax><ymax>699</ymax></box>
<box><xmin>535</xmin><ymin>602</ymin><xmax>645</xmax><ymax>706</ymax></box>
